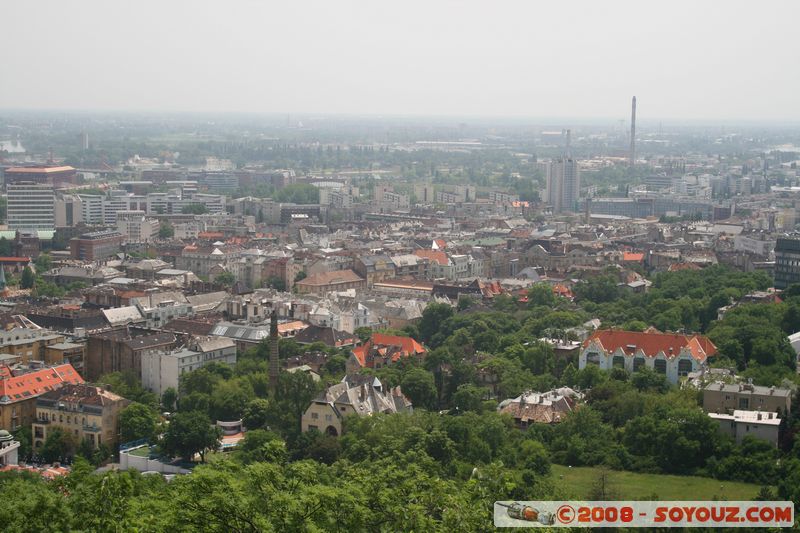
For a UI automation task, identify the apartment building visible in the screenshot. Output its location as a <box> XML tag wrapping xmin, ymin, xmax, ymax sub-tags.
<box><xmin>32</xmin><ymin>383</ymin><xmax>129</xmax><ymax>450</ymax></box>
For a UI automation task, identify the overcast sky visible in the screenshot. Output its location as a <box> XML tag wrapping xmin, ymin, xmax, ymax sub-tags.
<box><xmin>3</xmin><ymin>0</ymin><xmax>798</xmax><ymax>121</ymax></box>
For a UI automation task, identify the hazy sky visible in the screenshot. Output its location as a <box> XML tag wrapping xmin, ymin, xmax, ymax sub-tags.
<box><xmin>3</xmin><ymin>0</ymin><xmax>798</xmax><ymax>121</ymax></box>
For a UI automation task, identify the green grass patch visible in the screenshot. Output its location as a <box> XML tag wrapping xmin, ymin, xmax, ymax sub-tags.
<box><xmin>127</xmin><ymin>446</ymin><xmax>152</xmax><ymax>457</ymax></box>
<box><xmin>551</xmin><ymin>464</ymin><xmax>769</xmax><ymax>501</ymax></box>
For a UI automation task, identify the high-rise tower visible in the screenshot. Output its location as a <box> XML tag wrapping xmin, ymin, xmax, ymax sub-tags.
<box><xmin>630</xmin><ymin>96</ymin><xmax>637</xmax><ymax>167</ymax></box>
<box><xmin>544</xmin><ymin>129</ymin><xmax>580</xmax><ymax>213</ymax></box>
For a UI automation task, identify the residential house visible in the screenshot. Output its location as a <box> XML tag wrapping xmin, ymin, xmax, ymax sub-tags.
<box><xmin>301</xmin><ymin>374</ymin><xmax>412</xmax><ymax>436</ymax></box>
<box><xmin>347</xmin><ymin>333</ymin><xmax>427</xmax><ymax>373</ymax></box>
<box><xmin>497</xmin><ymin>387</ymin><xmax>583</xmax><ymax>428</ymax></box>
<box><xmin>703</xmin><ymin>382</ymin><xmax>792</xmax><ymax>415</ymax></box>
<box><xmin>708</xmin><ymin>410</ymin><xmax>781</xmax><ymax>447</ymax></box>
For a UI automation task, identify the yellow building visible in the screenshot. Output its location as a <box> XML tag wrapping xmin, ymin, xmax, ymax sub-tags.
<box><xmin>32</xmin><ymin>383</ymin><xmax>129</xmax><ymax>450</ymax></box>
<box><xmin>0</xmin><ymin>363</ymin><xmax>83</xmax><ymax>432</ymax></box>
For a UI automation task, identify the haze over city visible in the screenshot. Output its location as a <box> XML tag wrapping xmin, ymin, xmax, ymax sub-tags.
<box><xmin>3</xmin><ymin>0</ymin><xmax>799</xmax><ymax>121</ymax></box>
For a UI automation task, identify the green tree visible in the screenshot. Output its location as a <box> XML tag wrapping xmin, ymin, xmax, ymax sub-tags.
<box><xmin>418</xmin><ymin>302</ymin><xmax>454</xmax><ymax>346</ymax></box>
<box><xmin>34</xmin><ymin>253</ymin><xmax>52</xmax><ymax>272</ymax></box>
<box><xmin>354</xmin><ymin>327</ymin><xmax>372</xmax><ymax>343</ymax></box>
<box><xmin>214</xmin><ymin>271</ymin><xmax>235</xmax><ymax>287</ymax></box>
<box><xmin>20</xmin><ymin>266</ymin><xmax>35</xmax><ymax>289</ymax></box>
<box><xmin>242</xmin><ymin>398</ymin><xmax>271</xmax><ymax>429</ymax></box>
<box><xmin>527</xmin><ymin>283</ymin><xmax>555</xmax><ymax>307</ymax></box>
<box><xmin>160</xmin><ymin>411</ymin><xmax>221</xmax><ymax>462</ymax></box>
<box><xmin>40</xmin><ymin>427</ymin><xmax>77</xmax><ymax>463</ymax></box>
<box><xmin>181</xmin><ymin>203</ymin><xmax>209</xmax><ymax>215</ymax></box>
<box><xmin>401</xmin><ymin>368</ymin><xmax>438</xmax><ymax>410</ymax></box>
<box><xmin>119</xmin><ymin>402</ymin><xmax>159</xmax><ymax>443</ymax></box>
<box><xmin>161</xmin><ymin>387</ymin><xmax>178</xmax><ymax>412</ymax></box>
<box><xmin>158</xmin><ymin>221</ymin><xmax>174</xmax><ymax>239</ymax></box>
<box><xmin>452</xmin><ymin>384</ymin><xmax>486</xmax><ymax>414</ymax></box>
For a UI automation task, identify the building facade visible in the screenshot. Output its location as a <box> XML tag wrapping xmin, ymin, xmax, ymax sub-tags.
<box><xmin>774</xmin><ymin>236</ymin><xmax>800</xmax><ymax>290</ymax></box>
<box><xmin>69</xmin><ymin>230</ymin><xmax>125</xmax><ymax>261</ymax></box>
<box><xmin>580</xmin><ymin>329</ymin><xmax>717</xmax><ymax>384</ymax></box>
<box><xmin>7</xmin><ymin>182</ymin><xmax>55</xmax><ymax>230</ymax></box>
<box><xmin>140</xmin><ymin>336</ymin><xmax>236</xmax><ymax>397</ymax></box>
<box><xmin>32</xmin><ymin>383</ymin><xmax>129</xmax><ymax>451</ymax></box>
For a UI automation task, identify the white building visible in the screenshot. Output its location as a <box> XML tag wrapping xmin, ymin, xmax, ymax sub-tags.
<box><xmin>7</xmin><ymin>182</ymin><xmax>54</xmax><ymax>230</ymax></box>
<box><xmin>708</xmin><ymin>410</ymin><xmax>781</xmax><ymax>447</ymax></box>
<box><xmin>0</xmin><ymin>430</ymin><xmax>20</xmax><ymax>467</ymax></box>
<box><xmin>132</xmin><ymin>291</ymin><xmax>193</xmax><ymax>328</ymax></box>
<box><xmin>579</xmin><ymin>329</ymin><xmax>717</xmax><ymax>385</ymax></box>
<box><xmin>140</xmin><ymin>336</ymin><xmax>237</xmax><ymax>397</ymax></box>
<box><xmin>117</xmin><ymin>211</ymin><xmax>160</xmax><ymax>243</ymax></box>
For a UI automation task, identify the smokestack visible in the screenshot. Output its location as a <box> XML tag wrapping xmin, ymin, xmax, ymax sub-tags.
<box><xmin>565</xmin><ymin>129</ymin><xmax>572</xmax><ymax>158</ymax></box>
<box><xmin>630</xmin><ymin>96</ymin><xmax>637</xmax><ymax>167</ymax></box>
<box><xmin>269</xmin><ymin>308</ymin><xmax>279</xmax><ymax>393</ymax></box>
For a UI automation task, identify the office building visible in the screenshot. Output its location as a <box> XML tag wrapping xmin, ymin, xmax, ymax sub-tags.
<box><xmin>4</xmin><ymin>165</ymin><xmax>77</xmax><ymax>188</ymax></box>
<box><xmin>545</xmin><ymin>158</ymin><xmax>580</xmax><ymax>213</ymax></box>
<box><xmin>69</xmin><ymin>230</ymin><xmax>125</xmax><ymax>261</ymax></box>
<box><xmin>774</xmin><ymin>236</ymin><xmax>800</xmax><ymax>290</ymax></box>
<box><xmin>6</xmin><ymin>182</ymin><xmax>55</xmax><ymax>230</ymax></box>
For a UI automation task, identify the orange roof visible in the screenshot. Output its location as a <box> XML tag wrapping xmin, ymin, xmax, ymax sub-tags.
<box><xmin>277</xmin><ymin>320</ymin><xmax>308</xmax><ymax>334</ymax></box>
<box><xmin>583</xmin><ymin>329</ymin><xmax>717</xmax><ymax>362</ymax></box>
<box><xmin>352</xmin><ymin>333</ymin><xmax>427</xmax><ymax>367</ymax></box>
<box><xmin>414</xmin><ymin>249</ymin><xmax>448</xmax><ymax>266</ymax></box>
<box><xmin>0</xmin><ymin>257</ymin><xmax>31</xmax><ymax>263</ymax></box>
<box><xmin>623</xmin><ymin>252</ymin><xmax>645</xmax><ymax>262</ymax></box>
<box><xmin>553</xmin><ymin>284</ymin><xmax>574</xmax><ymax>298</ymax></box>
<box><xmin>434</xmin><ymin>239</ymin><xmax>447</xmax><ymax>249</ymax></box>
<box><xmin>0</xmin><ymin>363</ymin><xmax>84</xmax><ymax>404</ymax></box>
<box><xmin>199</xmin><ymin>231</ymin><xmax>225</xmax><ymax>239</ymax></box>
<box><xmin>5</xmin><ymin>166</ymin><xmax>75</xmax><ymax>174</ymax></box>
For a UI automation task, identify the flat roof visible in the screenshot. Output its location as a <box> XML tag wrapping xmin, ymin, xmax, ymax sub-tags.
<box><xmin>5</xmin><ymin>166</ymin><xmax>75</xmax><ymax>173</ymax></box>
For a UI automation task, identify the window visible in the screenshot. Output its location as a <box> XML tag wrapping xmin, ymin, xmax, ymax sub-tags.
<box><xmin>612</xmin><ymin>356</ymin><xmax>625</xmax><ymax>368</ymax></box>
<box><xmin>311</xmin><ymin>412</ymin><xmax>318</xmax><ymax>420</ymax></box>
<box><xmin>654</xmin><ymin>359</ymin><xmax>667</xmax><ymax>374</ymax></box>
<box><xmin>633</xmin><ymin>357</ymin><xmax>645</xmax><ymax>372</ymax></box>
<box><xmin>325</xmin><ymin>414</ymin><xmax>333</xmax><ymax>422</ymax></box>
<box><xmin>739</xmin><ymin>398</ymin><xmax>749</xmax><ymax>409</ymax></box>
<box><xmin>677</xmin><ymin>359</ymin><xmax>693</xmax><ymax>376</ymax></box>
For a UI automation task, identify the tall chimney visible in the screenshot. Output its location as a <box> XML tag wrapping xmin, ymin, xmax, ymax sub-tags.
<box><xmin>269</xmin><ymin>308</ymin><xmax>279</xmax><ymax>393</ymax></box>
<box><xmin>630</xmin><ymin>96</ymin><xmax>637</xmax><ymax>167</ymax></box>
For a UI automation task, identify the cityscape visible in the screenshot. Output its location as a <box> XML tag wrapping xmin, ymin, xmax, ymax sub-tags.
<box><xmin>1</xmin><ymin>1</ymin><xmax>800</xmax><ymax>531</ymax></box>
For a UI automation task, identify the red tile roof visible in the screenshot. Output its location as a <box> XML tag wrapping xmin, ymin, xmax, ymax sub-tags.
<box><xmin>583</xmin><ymin>329</ymin><xmax>717</xmax><ymax>362</ymax></box>
<box><xmin>0</xmin><ymin>363</ymin><xmax>84</xmax><ymax>404</ymax></box>
<box><xmin>414</xmin><ymin>249</ymin><xmax>448</xmax><ymax>266</ymax></box>
<box><xmin>623</xmin><ymin>252</ymin><xmax>645</xmax><ymax>262</ymax></box>
<box><xmin>352</xmin><ymin>333</ymin><xmax>426</xmax><ymax>367</ymax></box>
